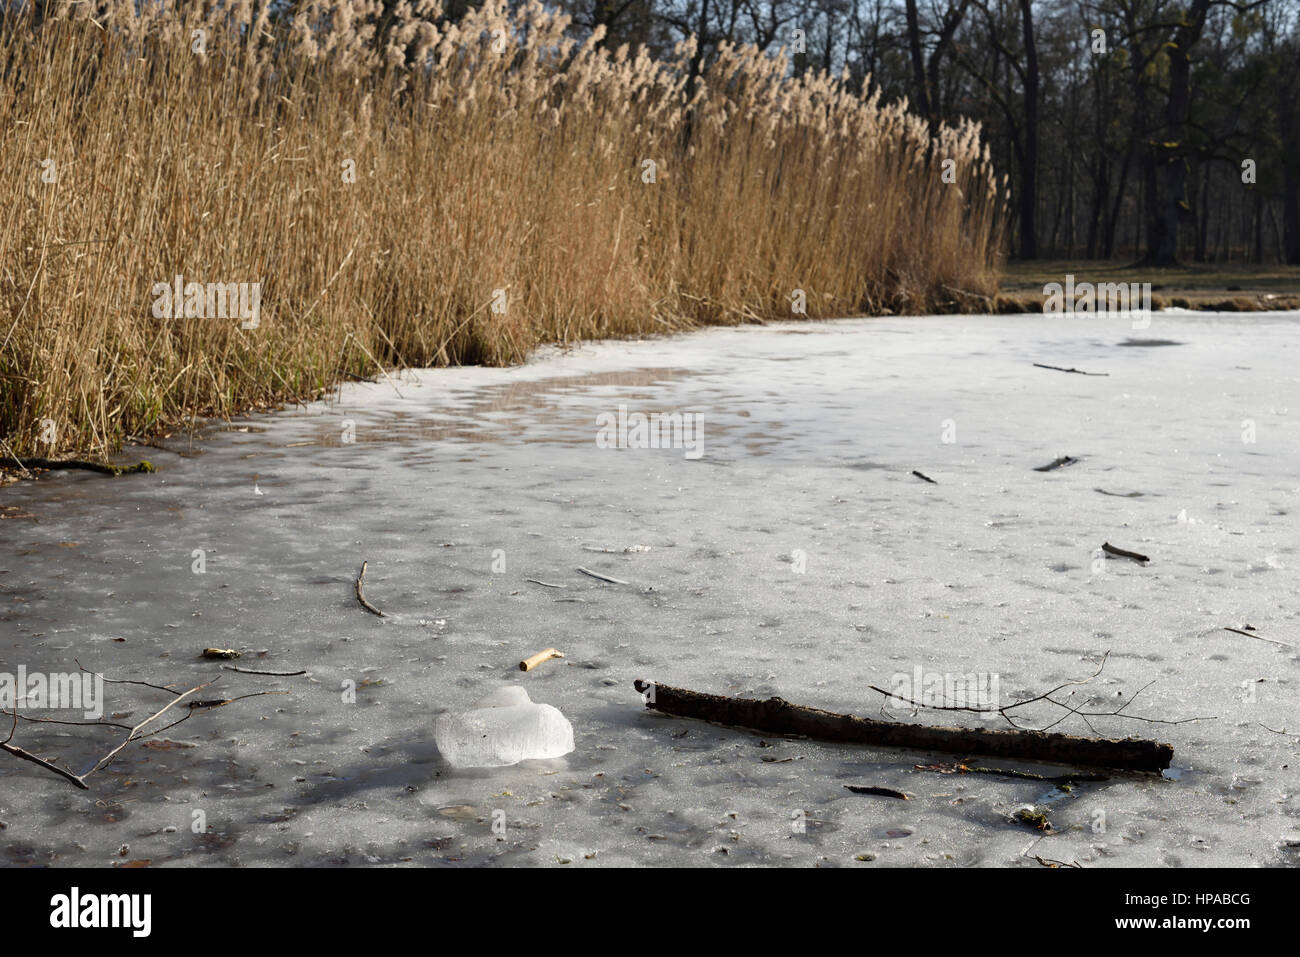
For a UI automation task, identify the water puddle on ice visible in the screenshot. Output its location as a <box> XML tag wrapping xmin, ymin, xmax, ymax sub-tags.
<box><xmin>302</xmin><ymin>367</ymin><xmax>704</xmax><ymax>448</ymax></box>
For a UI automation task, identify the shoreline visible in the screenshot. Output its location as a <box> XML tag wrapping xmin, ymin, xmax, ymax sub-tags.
<box><xmin>4</xmin><ymin>300</ymin><xmax>1299</xmax><ymax>476</ymax></box>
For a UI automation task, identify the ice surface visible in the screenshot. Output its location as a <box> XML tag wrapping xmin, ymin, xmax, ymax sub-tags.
<box><xmin>435</xmin><ymin>686</ymin><xmax>574</xmax><ymax>768</ymax></box>
<box><xmin>1</xmin><ymin>309</ymin><xmax>1298</xmax><ymax>866</ymax></box>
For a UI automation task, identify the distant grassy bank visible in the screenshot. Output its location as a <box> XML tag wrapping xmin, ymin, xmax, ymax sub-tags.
<box><xmin>0</xmin><ymin>2</ymin><xmax>1002</xmax><ymax>463</ymax></box>
<box><xmin>995</xmin><ymin>261</ymin><xmax>1300</xmax><ymax>313</ymax></box>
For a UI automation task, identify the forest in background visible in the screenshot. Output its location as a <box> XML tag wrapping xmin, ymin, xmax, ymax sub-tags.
<box><xmin>513</xmin><ymin>0</ymin><xmax>1300</xmax><ymax>264</ymax></box>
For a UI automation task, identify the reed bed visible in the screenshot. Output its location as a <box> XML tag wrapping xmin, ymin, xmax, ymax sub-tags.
<box><xmin>0</xmin><ymin>1</ymin><xmax>1003</xmax><ymax>459</ymax></box>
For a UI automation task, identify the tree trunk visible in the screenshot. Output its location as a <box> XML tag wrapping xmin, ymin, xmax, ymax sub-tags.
<box><xmin>1285</xmin><ymin>166</ymin><xmax>1300</xmax><ymax>265</ymax></box>
<box><xmin>1085</xmin><ymin>156</ymin><xmax>1104</xmax><ymax>259</ymax></box>
<box><xmin>904</xmin><ymin>0</ymin><xmax>932</xmax><ymax>119</ymax></box>
<box><xmin>1194</xmin><ymin>163</ymin><xmax>1210</xmax><ymax>263</ymax></box>
<box><xmin>1017</xmin><ymin>0</ymin><xmax>1039</xmax><ymax>259</ymax></box>
<box><xmin>1142</xmin><ymin>0</ymin><xmax>1212</xmax><ymax>267</ymax></box>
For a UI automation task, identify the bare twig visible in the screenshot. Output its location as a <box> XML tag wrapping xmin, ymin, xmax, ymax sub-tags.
<box><xmin>355</xmin><ymin>560</ymin><xmax>386</xmax><ymax>617</ymax></box>
<box><xmin>1</xmin><ymin>709</ymin><xmax>132</xmax><ymax>731</ymax></box>
<box><xmin>577</xmin><ymin>567</ymin><xmax>628</xmax><ymax>585</ymax></box>
<box><xmin>0</xmin><ymin>741</ymin><xmax>89</xmax><ymax>789</ymax></box>
<box><xmin>867</xmin><ymin>652</ymin><xmax>1211</xmax><ymax>735</ymax></box>
<box><xmin>76</xmin><ymin>660</ymin><xmax>185</xmax><ymax>696</ymax></box>
<box><xmin>142</xmin><ymin>691</ymin><xmax>287</xmax><ymax>738</ymax></box>
<box><xmin>844</xmin><ymin>785</ymin><xmax>911</xmax><ymax>799</ymax></box>
<box><xmin>221</xmin><ymin>665</ymin><xmax>308</xmax><ymax>676</ymax></box>
<box><xmin>1033</xmin><ymin>363</ymin><xmax>1109</xmax><ymax>376</ymax></box>
<box><xmin>1224</xmin><ymin>627</ymin><xmax>1291</xmax><ymax>648</ymax></box>
<box><xmin>1102</xmin><ymin>542</ymin><xmax>1149</xmax><ymax>564</ymax></box>
<box><xmin>1258</xmin><ymin>723</ymin><xmax>1299</xmax><ymax>738</ymax></box>
<box><xmin>80</xmin><ymin>679</ymin><xmax>217</xmax><ymax>778</ymax></box>
<box><xmin>3</xmin><ymin>665</ymin><xmax>283</xmax><ymax>789</ymax></box>
<box><xmin>1034</xmin><ymin>455</ymin><xmax>1080</xmax><ymax>472</ymax></box>
<box><xmin>911</xmin><ymin>470</ymin><xmax>938</xmax><ymax>484</ymax></box>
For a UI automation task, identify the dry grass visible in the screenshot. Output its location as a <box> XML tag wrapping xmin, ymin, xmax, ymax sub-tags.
<box><xmin>0</xmin><ymin>1</ymin><xmax>1004</xmax><ymax>459</ymax></box>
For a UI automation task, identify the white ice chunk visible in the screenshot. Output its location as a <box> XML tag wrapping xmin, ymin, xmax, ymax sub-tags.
<box><xmin>435</xmin><ymin>686</ymin><xmax>575</xmax><ymax>768</ymax></box>
<box><xmin>471</xmin><ymin>686</ymin><xmax>532</xmax><ymax>709</ymax></box>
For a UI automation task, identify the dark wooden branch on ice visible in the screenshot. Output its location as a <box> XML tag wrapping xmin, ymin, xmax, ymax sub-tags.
<box><xmin>0</xmin><ymin>741</ymin><xmax>89</xmax><ymax>789</ymax></box>
<box><xmin>633</xmin><ymin>680</ymin><xmax>1173</xmax><ymax>773</ymax></box>
<box><xmin>844</xmin><ymin>785</ymin><xmax>910</xmax><ymax>799</ymax></box>
<box><xmin>1034</xmin><ymin>455</ymin><xmax>1079</xmax><ymax>472</ymax></box>
<box><xmin>355</xmin><ymin>560</ymin><xmax>386</xmax><ymax>617</ymax></box>
<box><xmin>1102</xmin><ymin>542</ymin><xmax>1149</xmax><ymax>564</ymax></box>
<box><xmin>911</xmin><ymin>470</ymin><xmax>938</xmax><ymax>484</ymax></box>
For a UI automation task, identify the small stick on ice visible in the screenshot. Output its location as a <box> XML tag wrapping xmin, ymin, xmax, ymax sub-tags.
<box><xmin>844</xmin><ymin>785</ymin><xmax>911</xmax><ymax>799</ymax></box>
<box><xmin>1034</xmin><ymin>455</ymin><xmax>1080</xmax><ymax>472</ymax></box>
<box><xmin>1033</xmin><ymin>363</ymin><xmax>1109</xmax><ymax>376</ymax></box>
<box><xmin>577</xmin><ymin>567</ymin><xmax>628</xmax><ymax>585</ymax></box>
<box><xmin>0</xmin><ymin>740</ymin><xmax>88</xmax><ymax>789</ymax></box>
<box><xmin>519</xmin><ymin>647</ymin><xmax>565</xmax><ymax>671</ymax></box>
<box><xmin>355</xmin><ymin>560</ymin><xmax>386</xmax><ymax>617</ymax></box>
<box><xmin>1101</xmin><ymin>542</ymin><xmax>1149</xmax><ymax>564</ymax></box>
<box><xmin>526</xmin><ymin>579</ymin><xmax>566</xmax><ymax>589</ymax></box>
<box><xmin>1224</xmin><ymin>627</ymin><xmax>1292</xmax><ymax>648</ymax></box>
<box><xmin>911</xmin><ymin>470</ymin><xmax>938</xmax><ymax>484</ymax></box>
<box><xmin>221</xmin><ymin>665</ymin><xmax>309</xmax><ymax>676</ymax></box>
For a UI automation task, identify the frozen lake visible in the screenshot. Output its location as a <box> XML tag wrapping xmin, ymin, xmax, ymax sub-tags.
<box><xmin>2</xmin><ymin>310</ymin><xmax>1298</xmax><ymax>867</ymax></box>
